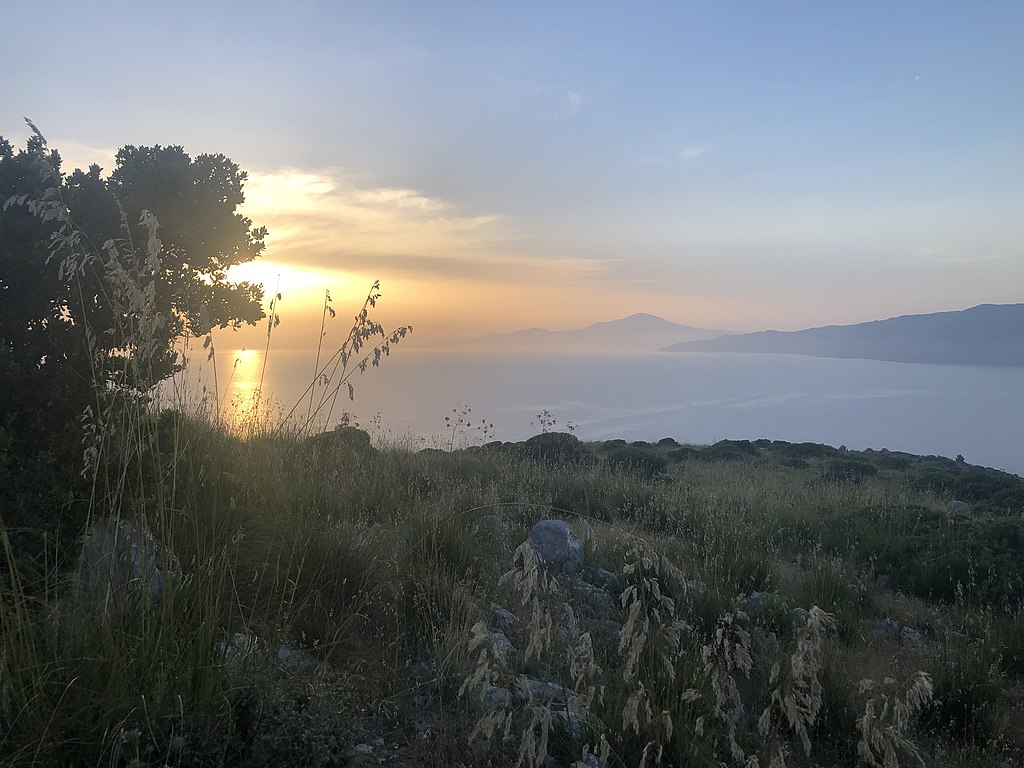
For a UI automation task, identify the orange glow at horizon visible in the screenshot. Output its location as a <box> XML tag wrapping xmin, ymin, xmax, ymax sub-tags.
<box><xmin>222</xmin><ymin>169</ymin><xmax>859</xmax><ymax>347</ymax></box>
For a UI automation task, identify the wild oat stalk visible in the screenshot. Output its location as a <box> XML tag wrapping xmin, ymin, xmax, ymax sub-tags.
<box><xmin>516</xmin><ymin>705</ymin><xmax>554</xmax><ymax>768</ymax></box>
<box><xmin>459</xmin><ymin>619</ymin><xmax>516</xmax><ymax>744</ymax></box>
<box><xmin>618</xmin><ymin>548</ymin><xmax>680</xmax><ymax>684</ymax></box>
<box><xmin>614</xmin><ymin>546</ymin><xmax>694</xmax><ymax>766</ymax></box>
<box><xmin>757</xmin><ymin>606</ymin><xmax>836</xmax><ymax>767</ymax></box>
<box><xmin>279</xmin><ymin>280</ymin><xmax>412</xmax><ymax>435</ymax></box>
<box><xmin>499</xmin><ymin>541</ymin><xmax>555</xmax><ymax>662</ymax></box>
<box><xmin>699</xmin><ymin>608</ymin><xmax>754</xmax><ymax>764</ymax></box>
<box><xmin>856</xmin><ymin>672</ymin><xmax>933</xmax><ymax>768</ymax></box>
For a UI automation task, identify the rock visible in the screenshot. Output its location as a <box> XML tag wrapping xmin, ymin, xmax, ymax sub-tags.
<box><xmin>220</xmin><ymin>633</ymin><xmax>326</xmax><ymax>675</ymax></box>
<box><xmin>466</xmin><ymin>683</ymin><xmax>514</xmax><ymax>711</ymax></box>
<box><xmin>947</xmin><ymin>500</ymin><xmax>970</xmax><ymax>513</ymax></box>
<box><xmin>528</xmin><ymin>520</ymin><xmax>584</xmax><ymax>574</ymax></box>
<box><xmin>585</xmin><ymin>566</ymin><xmax>621</xmax><ymax>594</ymax></box>
<box><xmin>876</xmin><ymin>574</ymin><xmax>892</xmax><ymax>591</ymax></box>
<box><xmin>788</xmin><ymin>552</ymin><xmax>804</xmax><ymax>567</ymax></box>
<box><xmin>221</xmin><ymin>631</ymin><xmax>259</xmax><ymax>665</ymax></box>
<box><xmin>573</xmin><ymin>583</ymin><xmax>617</xmax><ymax>616</ymax></box>
<box><xmin>408</xmin><ymin>661</ymin><xmax>435</xmax><ymax>683</ymax></box>
<box><xmin>481</xmin><ymin>630</ymin><xmax>516</xmax><ymax>665</ymax></box>
<box><xmin>947</xmin><ymin>630</ymin><xmax>972</xmax><ymax>646</ymax></box>
<box><xmin>519</xmin><ymin>677</ymin><xmax>576</xmax><ymax>704</ymax></box>
<box><xmin>552</xmin><ymin>703</ymin><xmax>584</xmax><ymax>740</ymax></box>
<box><xmin>73</xmin><ymin>518</ymin><xmax>181</xmax><ymax>620</ymax></box>
<box><xmin>900</xmin><ymin>627</ymin><xmax>927</xmax><ymax>649</ymax></box>
<box><xmin>275</xmin><ymin>646</ymin><xmax>323</xmax><ymax>674</ymax></box>
<box><xmin>571</xmin><ymin>756</ymin><xmax>608</xmax><ymax>768</ymax></box>
<box><xmin>489</xmin><ymin>602</ymin><xmax>519</xmax><ymax>633</ymax></box>
<box><xmin>584</xmin><ymin>618</ymin><xmax>622</xmax><ymax>638</ymax></box>
<box><xmin>353</xmin><ymin>743</ymin><xmax>374</xmax><ymax>755</ymax></box>
<box><xmin>791</xmin><ymin>607</ymin><xmax>811</xmax><ymax>623</ymax></box>
<box><xmin>686</xmin><ymin>579</ymin><xmax>708</xmax><ymax>596</ymax></box>
<box><xmin>741</xmin><ymin>591</ymin><xmax>770</xmax><ymax>617</ymax></box>
<box><xmin>371</xmin><ymin>737</ymin><xmax>385</xmax><ymax>750</ymax></box>
<box><xmin>866</xmin><ymin>616</ymin><xmax>898</xmax><ymax>640</ymax></box>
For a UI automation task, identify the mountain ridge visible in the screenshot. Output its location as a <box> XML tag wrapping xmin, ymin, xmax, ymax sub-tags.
<box><xmin>454</xmin><ymin>312</ymin><xmax>731</xmax><ymax>351</ymax></box>
<box><xmin>661</xmin><ymin>303</ymin><xmax>1024</xmax><ymax>367</ymax></box>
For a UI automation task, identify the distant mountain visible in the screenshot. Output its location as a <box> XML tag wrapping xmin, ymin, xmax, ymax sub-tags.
<box><xmin>458</xmin><ymin>313</ymin><xmax>731</xmax><ymax>351</ymax></box>
<box><xmin>662</xmin><ymin>304</ymin><xmax>1024</xmax><ymax>367</ymax></box>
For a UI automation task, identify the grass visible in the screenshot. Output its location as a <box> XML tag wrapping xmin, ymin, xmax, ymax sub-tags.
<box><xmin>4</xmin><ymin>413</ymin><xmax>1024</xmax><ymax>766</ymax></box>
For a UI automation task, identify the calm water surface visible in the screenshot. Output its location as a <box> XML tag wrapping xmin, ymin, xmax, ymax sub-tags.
<box><xmin>173</xmin><ymin>348</ymin><xmax>1024</xmax><ymax>476</ymax></box>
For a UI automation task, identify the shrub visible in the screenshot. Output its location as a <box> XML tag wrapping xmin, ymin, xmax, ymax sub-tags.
<box><xmin>922</xmin><ymin>641</ymin><xmax>1006</xmax><ymax>746</ymax></box>
<box><xmin>771</xmin><ymin>442</ymin><xmax>841</xmax><ymax>461</ymax></box>
<box><xmin>599</xmin><ymin>444</ymin><xmax>669</xmax><ymax>478</ymax></box>
<box><xmin>696</xmin><ymin>440</ymin><xmax>758</xmax><ymax>462</ymax></box>
<box><xmin>819</xmin><ymin>459</ymin><xmax>879</xmax><ymax>483</ymax></box>
<box><xmin>519</xmin><ymin>432</ymin><xmax>593</xmax><ymax>466</ymax></box>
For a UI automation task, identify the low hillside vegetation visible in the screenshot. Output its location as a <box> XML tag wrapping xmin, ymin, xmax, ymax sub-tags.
<box><xmin>3</xmin><ymin>419</ymin><xmax>1023</xmax><ymax>767</ymax></box>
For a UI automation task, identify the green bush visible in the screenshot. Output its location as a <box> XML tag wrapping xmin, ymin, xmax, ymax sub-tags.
<box><xmin>818</xmin><ymin>504</ymin><xmax>1024</xmax><ymax>606</ymax></box>
<box><xmin>770</xmin><ymin>441</ymin><xmax>841</xmax><ymax>461</ymax></box>
<box><xmin>923</xmin><ymin>642</ymin><xmax>1006</xmax><ymax>746</ymax></box>
<box><xmin>519</xmin><ymin>431</ymin><xmax>594</xmax><ymax>465</ymax></box>
<box><xmin>696</xmin><ymin>440</ymin><xmax>759</xmax><ymax>462</ymax></box>
<box><xmin>819</xmin><ymin>458</ymin><xmax>879</xmax><ymax>483</ymax></box>
<box><xmin>599</xmin><ymin>443</ymin><xmax>669</xmax><ymax>477</ymax></box>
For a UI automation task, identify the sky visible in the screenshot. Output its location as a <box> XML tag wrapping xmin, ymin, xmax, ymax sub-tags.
<box><xmin>3</xmin><ymin>0</ymin><xmax>1023</xmax><ymax>349</ymax></box>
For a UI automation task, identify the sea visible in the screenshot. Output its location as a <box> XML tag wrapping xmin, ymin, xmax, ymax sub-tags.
<box><xmin>169</xmin><ymin>348</ymin><xmax>1024</xmax><ymax>477</ymax></box>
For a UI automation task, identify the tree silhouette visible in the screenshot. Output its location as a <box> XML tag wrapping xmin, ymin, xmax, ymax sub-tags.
<box><xmin>0</xmin><ymin>125</ymin><xmax>268</xmax><ymax>555</ymax></box>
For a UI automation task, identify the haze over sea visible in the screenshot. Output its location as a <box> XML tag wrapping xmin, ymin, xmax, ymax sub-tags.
<box><xmin>180</xmin><ymin>349</ymin><xmax>1024</xmax><ymax>477</ymax></box>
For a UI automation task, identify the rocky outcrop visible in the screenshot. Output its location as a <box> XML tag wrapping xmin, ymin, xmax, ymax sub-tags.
<box><xmin>528</xmin><ymin>519</ymin><xmax>584</xmax><ymax>574</ymax></box>
<box><xmin>71</xmin><ymin>518</ymin><xmax>181</xmax><ymax>621</ymax></box>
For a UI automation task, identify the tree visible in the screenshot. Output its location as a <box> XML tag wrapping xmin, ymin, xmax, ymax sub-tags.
<box><xmin>1</xmin><ymin>128</ymin><xmax>266</xmax><ymax>392</ymax></box>
<box><xmin>0</xmin><ymin>125</ymin><xmax>269</xmax><ymax>560</ymax></box>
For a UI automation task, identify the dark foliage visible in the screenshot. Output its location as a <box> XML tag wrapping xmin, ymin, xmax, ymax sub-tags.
<box><xmin>770</xmin><ymin>441</ymin><xmax>842</xmax><ymax>461</ymax></box>
<box><xmin>598</xmin><ymin>442</ymin><xmax>669</xmax><ymax>478</ymax></box>
<box><xmin>695</xmin><ymin>440</ymin><xmax>760</xmax><ymax>462</ymax></box>
<box><xmin>819</xmin><ymin>504</ymin><xmax>1024</xmax><ymax>606</ymax></box>
<box><xmin>0</xmin><ymin>130</ymin><xmax>267</xmax><ymax>558</ymax></box>
<box><xmin>819</xmin><ymin>458</ymin><xmax>879</xmax><ymax>483</ymax></box>
<box><xmin>520</xmin><ymin>431</ymin><xmax>594</xmax><ymax>465</ymax></box>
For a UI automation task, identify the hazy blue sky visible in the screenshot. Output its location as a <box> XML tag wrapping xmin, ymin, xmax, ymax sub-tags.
<box><xmin>4</xmin><ymin>1</ymin><xmax>1022</xmax><ymax>344</ymax></box>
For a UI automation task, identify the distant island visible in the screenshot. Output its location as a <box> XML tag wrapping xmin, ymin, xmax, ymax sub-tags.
<box><xmin>662</xmin><ymin>303</ymin><xmax>1024</xmax><ymax>367</ymax></box>
<box><xmin>457</xmin><ymin>312</ymin><xmax>731</xmax><ymax>351</ymax></box>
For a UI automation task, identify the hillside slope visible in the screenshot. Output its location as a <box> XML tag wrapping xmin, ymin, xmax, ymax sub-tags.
<box><xmin>662</xmin><ymin>303</ymin><xmax>1024</xmax><ymax>366</ymax></box>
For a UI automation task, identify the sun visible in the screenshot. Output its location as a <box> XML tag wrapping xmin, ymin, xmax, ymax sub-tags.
<box><xmin>226</xmin><ymin>260</ymin><xmax>355</xmax><ymax>303</ymax></box>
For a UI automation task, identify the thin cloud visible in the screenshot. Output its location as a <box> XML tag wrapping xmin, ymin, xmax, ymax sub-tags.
<box><xmin>915</xmin><ymin>247</ymin><xmax>1005</xmax><ymax>264</ymax></box>
<box><xmin>640</xmin><ymin>142</ymin><xmax>713</xmax><ymax>165</ymax></box>
<box><xmin>51</xmin><ymin>139</ymin><xmax>119</xmax><ymax>174</ymax></box>
<box><xmin>562</xmin><ymin>89</ymin><xmax>584</xmax><ymax>115</ymax></box>
<box><xmin>241</xmin><ymin>167</ymin><xmax>609</xmax><ymax>282</ymax></box>
<box><xmin>678</xmin><ymin>144</ymin><xmax>712</xmax><ymax>161</ymax></box>
<box><xmin>530</xmin><ymin>85</ymin><xmax>587</xmax><ymax>119</ymax></box>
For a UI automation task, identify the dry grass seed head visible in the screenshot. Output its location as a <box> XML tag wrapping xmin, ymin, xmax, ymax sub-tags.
<box><xmin>757</xmin><ymin>606</ymin><xmax>836</xmax><ymax>761</ymax></box>
<box><xmin>856</xmin><ymin>671</ymin><xmax>933</xmax><ymax>768</ymax></box>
